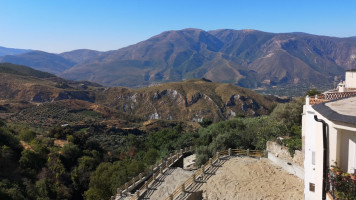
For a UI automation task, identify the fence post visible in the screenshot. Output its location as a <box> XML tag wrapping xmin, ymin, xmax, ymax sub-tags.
<box><xmin>209</xmin><ymin>158</ymin><xmax>212</xmax><ymax>167</ymax></box>
<box><xmin>182</xmin><ymin>183</ymin><xmax>186</xmax><ymax>193</ymax></box>
<box><xmin>136</xmin><ymin>190</ymin><xmax>140</xmax><ymax>198</ymax></box>
<box><xmin>125</xmin><ymin>183</ymin><xmax>128</xmax><ymax>191</ymax></box>
<box><xmin>153</xmin><ymin>173</ymin><xmax>156</xmax><ymax>181</ymax></box>
<box><xmin>145</xmin><ymin>181</ymin><xmax>148</xmax><ymax>190</ymax></box>
<box><xmin>176</xmin><ymin>150</ymin><xmax>179</xmax><ymax>159</ymax></box>
<box><xmin>201</xmin><ymin>165</ymin><xmax>205</xmax><ymax>177</ymax></box>
<box><xmin>117</xmin><ymin>188</ymin><xmax>122</xmax><ymax>196</ymax></box>
<box><xmin>169</xmin><ymin>194</ymin><xmax>174</xmax><ymax>200</ymax></box>
<box><xmin>192</xmin><ymin>173</ymin><xmax>196</xmax><ymax>182</ymax></box>
<box><xmin>180</xmin><ymin>149</ymin><xmax>183</xmax><ymax>156</ymax></box>
<box><xmin>228</xmin><ymin>148</ymin><xmax>231</xmax><ymax>156</ymax></box>
<box><xmin>216</xmin><ymin>152</ymin><xmax>220</xmax><ymax>161</ymax></box>
<box><xmin>139</xmin><ymin>173</ymin><xmax>143</xmax><ymax>180</ymax></box>
<box><xmin>246</xmin><ymin>149</ymin><xmax>250</xmax><ymax>156</ymax></box>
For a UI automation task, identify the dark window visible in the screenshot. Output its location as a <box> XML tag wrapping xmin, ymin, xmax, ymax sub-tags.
<box><xmin>309</xmin><ymin>183</ymin><xmax>315</xmax><ymax>192</ymax></box>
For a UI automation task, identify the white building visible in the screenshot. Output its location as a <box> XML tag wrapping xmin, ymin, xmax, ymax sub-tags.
<box><xmin>303</xmin><ymin>70</ymin><xmax>356</xmax><ymax>200</ymax></box>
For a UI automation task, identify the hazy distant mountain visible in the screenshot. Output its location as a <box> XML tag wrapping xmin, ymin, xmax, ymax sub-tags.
<box><xmin>59</xmin><ymin>49</ymin><xmax>103</xmax><ymax>63</ymax></box>
<box><xmin>60</xmin><ymin>29</ymin><xmax>356</xmax><ymax>88</ymax></box>
<box><xmin>0</xmin><ymin>51</ymin><xmax>76</xmax><ymax>74</ymax></box>
<box><xmin>0</xmin><ymin>46</ymin><xmax>32</xmax><ymax>56</ymax></box>
<box><xmin>3</xmin><ymin>29</ymin><xmax>356</xmax><ymax>90</ymax></box>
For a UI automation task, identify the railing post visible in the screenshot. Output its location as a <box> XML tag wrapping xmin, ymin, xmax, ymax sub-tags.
<box><xmin>145</xmin><ymin>181</ymin><xmax>149</xmax><ymax>190</ymax></box>
<box><xmin>153</xmin><ymin>173</ymin><xmax>156</xmax><ymax>181</ymax></box>
<box><xmin>133</xmin><ymin>178</ymin><xmax>136</xmax><ymax>187</ymax></box>
<box><xmin>228</xmin><ymin>148</ymin><xmax>231</xmax><ymax>156</ymax></box>
<box><xmin>264</xmin><ymin>150</ymin><xmax>268</xmax><ymax>158</ymax></box>
<box><xmin>176</xmin><ymin>150</ymin><xmax>179</xmax><ymax>159</ymax></box>
<box><xmin>160</xmin><ymin>166</ymin><xmax>163</xmax><ymax>174</ymax></box>
<box><xmin>136</xmin><ymin>190</ymin><xmax>140</xmax><ymax>198</ymax></box>
<box><xmin>182</xmin><ymin>183</ymin><xmax>186</xmax><ymax>193</ymax></box>
<box><xmin>110</xmin><ymin>196</ymin><xmax>114</xmax><ymax>200</ymax></box>
<box><xmin>209</xmin><ymin>158</ymin><xmax>212</xmax><ymax>167</ymax></box>
<box><xmin>201</xmin><ymin>165</ymin><xmax>205</xmax><ymax>176</ymax></box>
<box><xmin>246</xmin><ymin>149</ymin><xmax>250</xmax><ymax>156</ymax></box>
<box><xmin>180</xmin><ymin>149</ymin><xmax>183</xmax><ymax>156</ymax></box>
<box><xmin>192</xmin><ymin>173</ymin><xmax>196</xmax><ymax>182</ymax></box>
<box><xmin>117</xmin><ymin>188</ymin><xmax>122</xmax><ymax>196</ymax></box>
<box><xmin>169</xmin><ymin>194</ymin><xmax>174</xmax><ymax>200</ymax></box>
<box><xmin>216</xmin><ymin>152</ymin><xmax>220</xmax><ymax>161</ymax></box>
<box><xmin>139</xmin><ymin>173</ymin><xmax>143</xmax><ymax>180</ymax></box>
<box><xmin>125</xmin><ymin>183</ymin><xmax>128</xmax><ymax>191</ymax></box>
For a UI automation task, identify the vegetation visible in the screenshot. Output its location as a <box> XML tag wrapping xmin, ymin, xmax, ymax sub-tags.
<box><xmin>0</xmin><ymin>96</ymin><xmax>304</xmax><ymax>200</ymax></box>
<box><xmin>305</xmin><ymin>88</ymin><xmax>321</xmax><ymax>96</ymax></box>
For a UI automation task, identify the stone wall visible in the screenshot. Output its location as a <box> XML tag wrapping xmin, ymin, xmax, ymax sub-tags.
<box><xmin>266</xmin><ymin>141</ymin><xmax>304</xmax><ymax>180</ymax></box>
<box><xmin>266</xmin><ymin>141</ymin><xmax>303</xmax><ymax>167</ymax></box>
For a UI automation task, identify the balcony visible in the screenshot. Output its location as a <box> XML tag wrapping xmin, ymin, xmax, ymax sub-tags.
<box><xmin>328</xmin><ymin>169</ymin><xmax>356</xmax><ymax>200</ymax></box>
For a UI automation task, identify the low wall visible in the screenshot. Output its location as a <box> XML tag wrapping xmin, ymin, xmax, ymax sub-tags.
<box><xmin>266</xmin><ymin>141</ymin><xmax>304</xmax><ymax>180</ymax></box>
<box><xmin>266</xmin><ymin>141</ymin><xmax>303</xmax><ymax>166</ymax></box>
<box><xmin>268</xmin><ymin>152</ymin><xmax>304</xmax><ymax>179</ymax></box>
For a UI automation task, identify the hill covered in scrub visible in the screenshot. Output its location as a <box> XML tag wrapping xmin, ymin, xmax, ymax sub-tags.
<box><xmin>0</xmin><ymin>63</ymin><xmax>274</xmax><ymax>128</ymax></box>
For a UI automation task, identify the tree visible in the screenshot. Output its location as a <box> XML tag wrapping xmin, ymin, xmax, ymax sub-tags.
<box><xmin>19</xmin><ymin>149</ymin><xmax>46</xmax><ymax>176</ymax></box>
<box><xmin>199</xmin><ymin>118</ymin><xmax>213</xmax><ymax>128</ymax></box>
<box><xmin>18</xmin><ymin>128</ymin><xmax>36</xmax><ymax>142</ymax></box>
<box><xmin>61</xmin><ymin>143</ymin><xmax>81</xmax><ymax>169</ymax></box>
<box><xmin>305</xmin><ymin>88</ymin><xmax>321</xmax><ymax>96</ymax></box>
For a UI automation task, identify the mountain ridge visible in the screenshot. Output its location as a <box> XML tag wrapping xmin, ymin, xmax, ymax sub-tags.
<box><xmin>2</xmin><ymin>29</ymin><xmax>356</xmax><ymax>93</ymax></box>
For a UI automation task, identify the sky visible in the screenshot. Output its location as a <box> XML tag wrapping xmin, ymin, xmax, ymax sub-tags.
<box><xmin>1</xmin><ymin>0</ymin><xmax>356</xmax><ymax>53</ymax></box>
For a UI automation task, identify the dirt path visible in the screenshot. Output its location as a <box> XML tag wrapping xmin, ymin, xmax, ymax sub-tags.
<box><xmin>146</xmin><ymin>167</ymin><xmax>194</xmax><ymax>200</ymax></box>
<box><xmin>201</xmin><ymin>156</ymin><xmax>304</xmax><ymax>200</ymax></box>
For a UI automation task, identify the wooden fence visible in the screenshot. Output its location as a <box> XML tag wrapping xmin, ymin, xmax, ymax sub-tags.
<box><xmin>111</xmin><ymin>148</ymin><xmax>265</xmax><ymax>200</ymax></box>
<box><xmin>111</xmin><ymin>146</ymin><xmax>193</xmax><ymax>200</ymax></box>
<box><xmin>164</xmin><ymin>148</ymin><xmax>265</xmax><ymax>200</ymax></box>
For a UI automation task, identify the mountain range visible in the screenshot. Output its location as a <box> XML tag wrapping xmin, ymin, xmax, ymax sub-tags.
<box><xmin>2</xmin><ymin>29</ymin><xmax>356</xmax><ymax>91</ymax></box>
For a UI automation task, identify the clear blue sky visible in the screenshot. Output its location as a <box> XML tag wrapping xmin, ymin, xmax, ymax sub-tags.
<box><xmin>1</xmin><ymin>0</ymin><xmax>356</xmax><ymax>53</ymax></box>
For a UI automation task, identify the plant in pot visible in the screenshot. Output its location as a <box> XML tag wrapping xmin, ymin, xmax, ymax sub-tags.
<box><xmin>341</xmin><ymin>172</ymin><xmax>350</xmax><ymax>181</ymax></box>
<box><xmin>351</xmin><ymin>173</ymin><xmax>356</xmax><ymax>181</ymax></box>
<box><xmin>331</xmin><ymin>162</ymin><xmax>343</xmax><ymax>175</ymax></box>
<box><xmin>351</xmin><ymin>169</ymin><xmax>356</xmax><ymax>180</ymax></box>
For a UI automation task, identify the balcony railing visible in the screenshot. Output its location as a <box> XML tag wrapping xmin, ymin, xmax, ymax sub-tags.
<box><xmin>328</xmin><ymin>169</ymin><xmax>356</xmax><ymax>200</ymax></box>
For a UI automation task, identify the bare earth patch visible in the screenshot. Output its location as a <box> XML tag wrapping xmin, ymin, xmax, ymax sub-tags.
<box><xmin>201</xmin><ymin>156</ymin><xmax>304</xmax><ymax>200</ymax></box>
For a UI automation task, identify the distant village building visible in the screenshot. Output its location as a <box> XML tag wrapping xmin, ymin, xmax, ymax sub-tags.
<box><xmin>302</xmin><ymin>70</ymin><xmax>356</xmax><ymax>200</ymax></box>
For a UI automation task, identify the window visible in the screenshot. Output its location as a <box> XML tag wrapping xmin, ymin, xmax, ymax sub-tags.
<box><xmin>309</xmin><ymin>183</ymin><xmax>315</xmax><ymax>192</ymax></box>
<box><xmin>312</xmin><ymin>151</ymin><xmax>315</xmax><ymax>165</ymax></box>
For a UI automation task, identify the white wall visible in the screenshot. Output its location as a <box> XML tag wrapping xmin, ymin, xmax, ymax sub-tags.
<box><xmin>304</xmin><ymin>105</ymin><xmax>317</xmax><ymax>200</ymax></box>
<box><xmin>345</xmin><ymin>71</ymin><xmax>356</xmax><ymax>88</ymax></box>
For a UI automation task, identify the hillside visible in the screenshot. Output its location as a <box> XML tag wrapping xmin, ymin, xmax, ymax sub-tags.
<box><xmin>96</xmin><ymin>79</ymin><xmax>273</xmax><ymax>122</ymax></box>
<box><xmin>0</xmin><ymin>64</ymin><xmax>274</xmax><ymax>128</ymax></box>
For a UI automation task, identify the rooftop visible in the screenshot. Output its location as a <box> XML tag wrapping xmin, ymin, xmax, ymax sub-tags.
<box><xmin>325</xmin><ymin>96</ymin><xmax>356</xmax><ymax>117</ymax></box>
<box><xmin>313</xmin><ymin>96</ymin><xmax>356</xmax><ymax>125</ymax></box>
